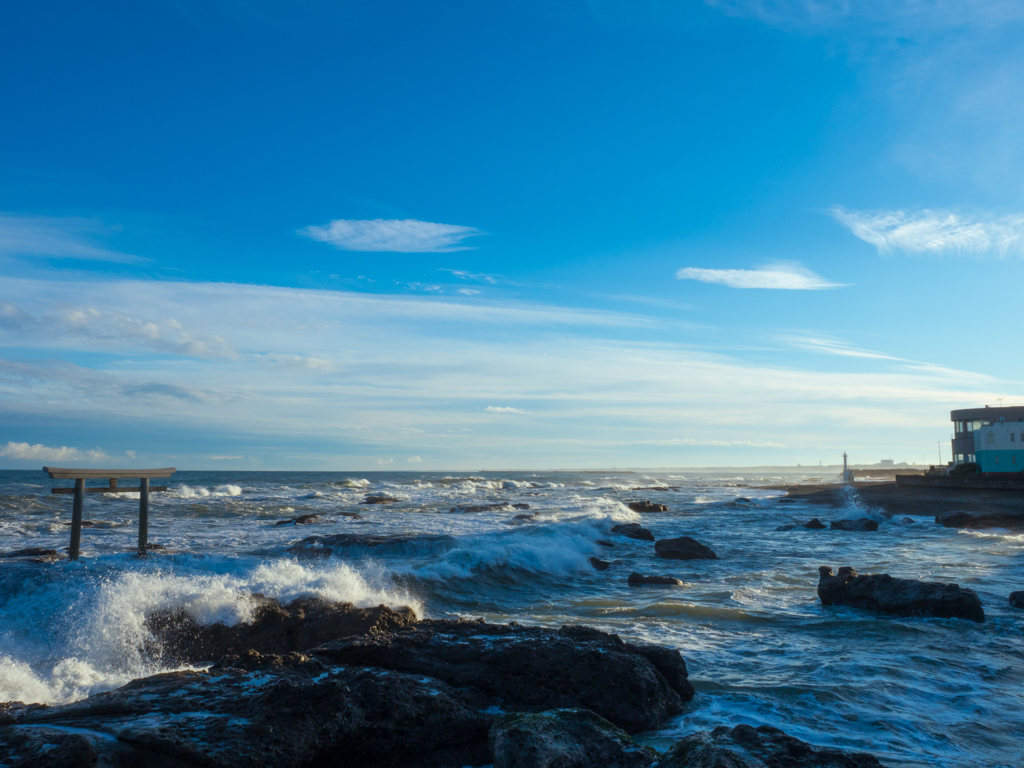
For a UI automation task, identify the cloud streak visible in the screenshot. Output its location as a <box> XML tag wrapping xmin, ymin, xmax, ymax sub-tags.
<box><xmin>831</xmin><ymin>206</ymin><xmax>1024</xmax><ymax>256</ymax></box>
<box><xmin>299</xmin><ymin>218</ymin><xmax>483</xmax><ymax>253</ymax></box>
<box><xmin>0</xmin><ymin>441</ymin><xmax>109</xmax><ymax>463</ymax></box>
<box><xmin>0</xmin><ymin>213</ymin><xmax>141</xmax><ymax>263</ymax></box>
<box><xmin>675</xmin><ymin>264</ymin><xmax>842</xmax><ymax>289</ymax></box>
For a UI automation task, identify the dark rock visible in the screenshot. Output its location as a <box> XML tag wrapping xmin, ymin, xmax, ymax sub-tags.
<box><xmin>611</xmin><ymin>523</ymin><xmax>655</xmax><ymax>542</ymax></box>
<box><xmin>628</xmin><ymin>573</ymin><xmax>683</xmax><ymax>587</ymax></box>
<box><xmin>1</xmin><ymin>547</ymin><xmax>60</xmax><ymax>559</ymax></box>
<box><xmin>276</xmin><ymin>514</ymin><xmax>325</xmax><ymax>526</ymax></box>
<box><xmin>775</xmin><ymin>524</ymin><xmax>796</xmax><ymax>531</ymax></box>
<box><xmin>936</xmin><ymin>509</ymin><xmax>1024</xmax><ymax>530</ymax></box>
<box><xmin>313</xmin><ymin>619</ymin><xmax>694</xmax><ymax>734</ymax></box>
<box><xmin>590</xmin><ymin>557</ymin><xmax>612</xmax><ymax>571</ymax></box>
<box><xmin>830</xmin><ymin>518</ymin><xmax>879</xmax><ymax>531</ymax></box>
<box><xmin>1009</xmin><ymin>591</ymin><xmax>1024</xmax><ymax>610</ymax></box>
<box><xmin>362</xmin><ymin>495</ymin><xmax>400</xmax><ymax>504</ymax></box>
<box><xmin>632</xmin><ymin>486</ymin><xmax>674</xmax><ymax>491</ymax></box>
<box><xmin>777</xmin><ymin>497</ymin><xmax>796</xmax><ymax>503</ymax></box>
<box><xmin>804</xmin><ymin>517</ymin><xmax>827</xmax><ymax>529</ymax></box>
<box><xmin>596</xmin><ymin>539</ymin><xmax>615</xmax><ymax>548</ymax></box>
<box><xmin>0</xmin><ymin>652</ymin><xmax>492</xmax><ymax>768</ymax></box>
<box><xmin>144</xmin><ymin>542</ymin><xmax>165</xmax><ymax>550</ymax></box>
<box><xmin>627</xmin><ymin>500</ymin><xmax>668</xmax><ymax>513</ymax></box>
<box><xmin>60</xmin><ymin>520</ymin><xmax>95</xmax><ymax>527</ymax></box>
<box><xmin>490</xmin><ymin>708</ymin><xmax>656</xmax><ymax>768</ymax></box>
<box><xmin>287</xmin><ymin>532</ymin><xmax>455</xmax><ymax>558</ymax></box>
<box><xmin>513</xmin><ymin>513</ymin><xmax>534</xmax><ymax>520</ymax></box>
<box><xmin>450</xmin><ymin>503</ymin><xmax>513</xmax><ymax>513</ymax></box>
<box><xmin>513</xmin><ymin>503</ymin><xmax>531</xmax><ymax>510</ymax></box>
<box><xmin>147</xmin><ymin>595</ymin><xmax>417</xmax><ymax>663</ymax></box>
<box><xmin>817</xmin><ymin>565</ymin><xmax>985</xmax><ymax>622</ymax></box>
<box><xmin>654</xmin><ymin>536</ymin><xmax>717</xmax><ymax>560</ymax></box>
<box><xmin>654</xmin><ymin>724</ymin><xmax>884</xmax><ymax>768</ymax></box>
<box><xmin>735</xmin><ymin>497</ymin><xmax>752</xmax><ymax>503</ymax></box>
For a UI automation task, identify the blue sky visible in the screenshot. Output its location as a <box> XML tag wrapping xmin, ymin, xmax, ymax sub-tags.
<box><xmin>2</xmin><ymin>0</ymin><xmax>1023</xmax><ymax>470</ymax></box>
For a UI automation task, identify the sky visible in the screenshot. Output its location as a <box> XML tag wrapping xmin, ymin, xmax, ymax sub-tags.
<box><xmin>2</xmin><ymin>0</ymin><xmax>1023</xmax><ymax>470</ymax></box>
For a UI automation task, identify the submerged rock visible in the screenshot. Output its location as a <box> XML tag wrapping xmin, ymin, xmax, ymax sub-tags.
<box><xmin>276</xmin><ymin>513</ymin><xmax>325</xmax><ymax>526</ymax></box>
<box><xmin>654</xmin><ymin>724</ymin><xmax>884</xmax><ymax>768</ymax></box>
<box><xmin>287</xmin><ymin>532</ymin><xmax>455</xmax><ymax>558</ymax></box>
<box><xmin>596</xmin><ymin>539</ymin><xmax>616</xmax><ymax>548</ymax></box>
<box><xmin>611</xmin><ymin>523</ymin><xmax>655</xmax><ymax>542</ymax></box>
<box><xmin>0</xmin><ymin>547</ymin><xmax>61</xmax><ymax>560</ymax></box>
<box><xmin>627</xmin><ymin>500</ymin><xmax>668</xmax><ymax>513</ymax></box>
<box><xmin>490</xmin><ymin>709</ymin><xmax>656</xmax><ymax>768</ymax></box>
<box><xmin>451</xmin><ymin>503</ymin><xmax>516</xmax><ymax>513</ymax></box>
<box><xmin>313</xmin><ymin>619</ymin><xmax>695</xmax><ymax>733</ymax></box>
<box><xmin>817</xmin><ymin>566</ymin><xmax>985</xmax><ymax>622</ymax></box>
<box><xmin>936</xmin><ymin>509</ymin><xmax>1024</xmax><ymax>530</ymax></box>
<box><xmin>590</xmin><ymin>557</ymin><xmax>612</xmax><ymax>571</ymax></box>
<box><xmin>513</xmin><ymin>503</ymin><xmax>531</xmax><ymax>510</ymax></box>
<box><xmin>147</xmin><ymin>595</ymin><xmax>417</xmax><ymax>663</ymax></box>
<box><xmin>830</xmin><ymin>518</ymin><xmax>878</xmax><ymax>531</ymax></box>
<box><xmin>654</xmin><ymin>536</ymin><xmax>717</xmax><ymax>560</ymax></box>
<box><xmin>362</xmin><ymin>494</ymin><xmax>400</xmax><ymax>504</ymax></box>
<box><xmin>804</xmin><ymin>518</ymin><xmax>827</xmax><ymax>529</ymax></box>
<box><xmin>1009</xmin><ymin>591</ymin><xmax>1024</xmax><ymax>610</ymax></box>
<box><xmin>628</xmin><ymin>572</ymin><xmax>683</xmax><ymax>587</ymax></box>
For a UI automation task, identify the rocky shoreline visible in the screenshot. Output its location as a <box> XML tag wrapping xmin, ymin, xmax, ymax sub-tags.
<box><xmin>0</xmin><ymin>597</ymin><xmax>887</xmax><ymax>768</ymax></box>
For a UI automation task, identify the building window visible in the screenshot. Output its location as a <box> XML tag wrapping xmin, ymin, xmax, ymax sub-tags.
<box><xmin>1012</xmin><ymin>434</ymin><xmax>1016</xmax><ymax>442</ymax></box>
<box><xmin>987</xmin><ymin>433</ymin><xmax>996</xmax><ymax>445</ymax></box>
<box><xmin>995</xmin><ymin>456</ymin><xmax>1000</xmax><ymax>465</ymax></box>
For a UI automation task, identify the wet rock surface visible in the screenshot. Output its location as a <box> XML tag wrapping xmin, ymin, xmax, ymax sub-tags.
<box><xmin>831</xmin><ymin>518</ymin><xmax>879</xmax><ymax>531</ymax></box>
<box><xmin>0</xmin><ymin>547</ymin><xmax>61</xmax><ymax>561</ymax></box>
<box><xmin>591</xmin><ymin>557</ymin><xmax>611</xmax><ymax>570</ymax></box>
<box><xmin>628</xmin><ymin>572</ymin><xmax>683</xmax><ymax>587</ymax></box>
<box><xmin>935</xmin><ymin>509</ymin><xmax>1024</xmax><ymax>530</ymax></box>
<box><xmin>611</xmin><ymin>523</ymin><xmax>655</xmax><ymax>542</ymax></box>
<box><xmin>490</xmin><ymin>708</ymin><xmax>656</xmax><ymax>768</ymax></box>
<box><xmin>451</xmin><ymin>502</ymin><xmax>517</xmax><ymax>513</ymax></box>
<box><xmin>627</xmin><ymin>500</ymin><xmax>668</xmax><ymax>513</ymax></box>
<box><xmin>313</xmin><ymin>619</ymin><xmax>695</xmax><ymax>733</ymax></box>
<box><xmin>817</xmin><ymin>566</ymin><xmax>985</xmax><ymax>622</ymax></box>
<box><xmin>654</xmin><ymin>724</ymin><xmax>884</xmax><ymax>768</ymax></box>
<box><xmin>361</xmin><ymin>494</ymin><xmax>400</xmax><ymax>504</ymax></box>
<box><xmin>276</xmin><ymin>513</ymin><xmax>325</xmax><ymax>525</ymax></box>
<box><xmin>0</xmin><ymin>652</ymin><xmax>492</xmax><ymax>768</ymax></box>
<box><xmin>148</xmin><ymin>595</ymin><xmax>417</xmax><ymax>664</ymax></box>
<box><xmin>1009</xmin><ymin>591</ymin><xmax>1024</xmax><ymax>610</ymax></box>
<box><xmin>804</xmin><ymin>518</ymin><xmax>827</xmax><ymax>529</ymax></box>
<box><xmin>654</xmin><ymin>536</ymin><xmax>717</xmax><ymax>560</ymax></box>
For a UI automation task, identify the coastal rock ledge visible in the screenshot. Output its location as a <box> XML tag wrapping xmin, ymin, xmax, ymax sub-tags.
<box><xmin>0</xmin><ymin>616</ymin><xmax>699</xmax><ymax>768</ymax></box>
<box><xmin>817</xmin><ymin>566</ymin><xmax>985</xmax><ymax>622</ymax></box>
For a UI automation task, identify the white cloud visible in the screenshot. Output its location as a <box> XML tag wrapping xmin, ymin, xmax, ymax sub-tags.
<box><xmin>377</xmin><ymin>457</ymin><xmax>394</xmax><ymax>464</ymax></box>
<box><xmin>784</xmin><ymin>336</ymin><xmax>903</xmax><ymax>361</ymax></box>
<box><xmin>407</xmin><ymin>456</ymin><xmax>422</xmax><ymax>463</ymax></box>
<box><xmin>210</xmin><ymin>455</ymin><xmax>243</xmax><ymax>460</ymax></box>
<box><xmin>0</xmin><ymin>441</ymin><xmax>109</xmax><ymax>463</ymax></box>
<box><xmin>0</xmin><ymin>213</ymin><xmax>141</xmax><ymax>263</ymax></box>
<box><xmin>458</xmin><ymin>288</ymin><xmax>480</xmax><ymax>296</ymax></box>
<box><xmin>831</xmin><ymin>206</ymin><xmax>1024</xmax><ymax>256</ymax></box>
<box><xmin>299</xmin><ymin>218</ymin><xmax>483</xmax><ymax>253</ymax></box>
<box><xmin>675</xmin><ymin>264</ymin><xmax>842</xmax><ymax>290</ymax></box>
<box><xmin>442</xmin><ymin>269</ymin><xmax>498</xmax><ymax>284</ymax></box>
<box><xmin>486</xmin><ymin>406</ymin><xmax>528</xmax><ymax>414</ymax></box>
<box><xmin>125</xmin><ymin>450</ymin><xmax>137</xmax><ymax>459</ymax></box>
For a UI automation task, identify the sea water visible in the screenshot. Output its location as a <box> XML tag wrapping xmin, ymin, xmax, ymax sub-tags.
<box><xmin>0</xmin><ymin>470</ymin><xmax>1021</xmax><ymax>767</ymax></box>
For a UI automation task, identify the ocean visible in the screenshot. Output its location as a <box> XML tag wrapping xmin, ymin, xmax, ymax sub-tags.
<box><xmin>0</xmin><ymin>469</ymin><xmax>1021</xmax><ymax>767</ymax></box>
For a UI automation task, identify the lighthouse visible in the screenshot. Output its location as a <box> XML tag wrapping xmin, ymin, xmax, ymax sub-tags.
<box><xmin>842</xmin><ymin>452</ymin><xmax>854</xmax><ymax>483</ymax></box>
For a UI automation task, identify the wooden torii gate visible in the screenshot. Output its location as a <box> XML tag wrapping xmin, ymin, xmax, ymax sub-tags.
<box><xmin>43</xmin><ymin>467</ymin><xmax>177</xmax><ymax>560</ymax></box>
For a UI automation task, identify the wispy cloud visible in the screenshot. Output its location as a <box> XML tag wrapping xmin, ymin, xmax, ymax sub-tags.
<box><xmin>442</xmin><ymin>269</ymin><xmax>498</xmax><ymax>284</ymax></box>
<box><xmin>0</xmin><ymin>213</ymin><xmax>141</xmax><ymax>263</ymax></box>
<box><xmin>407</xmin><ymin>456</ymin><xmax>422</xmax><ymax>463</ymax></box>
<box><xmin>831</xmin><ymin>206</ymin><xmax>1024</xmax><ymax>256</ymax></box>
<box><xmin>210</xmin><ymin>455</ymin><xmax>243</xmax><ymax>460</ymax></box>
<box><xmin>458</xmin><ymin>288</ymin><xmax>481</xmax><ymax>296</ymax></box>
<box><xmin>299</xmin><ymin>218</ymin><xmax>483</xmax><ymax>253</ymax></box>
<box><xmin>784</xmin><ymin>336</ymin><xmax>903</xmax><ymax>361</ymax></box>
<box><xmin>675</xmin><ymin>264</ymin><xmax>843</xmax><ymax>290</ymax></box>
<box><xmin>486</xmin><ymin>406</ymin><xmax>528</xmax><ymax>413</ymax></box>
<box><xmin>0</xmin><ymin>441</ymin><xmax>109</xmax><ymax>463</ymax></box>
